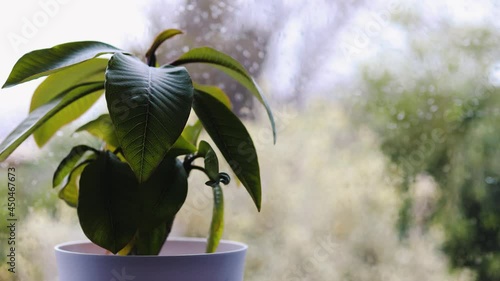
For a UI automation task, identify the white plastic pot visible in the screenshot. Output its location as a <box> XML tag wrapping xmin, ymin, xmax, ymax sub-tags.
<box><xmin>55</xmin><ymin>237</ymin><xmax>248</xmax><ymax>281</ymax></box>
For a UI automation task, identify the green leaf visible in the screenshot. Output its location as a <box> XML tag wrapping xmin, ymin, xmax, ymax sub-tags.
<box><xmin>139</xmin><ymin>157</ymin><xmax>188</xmax><ymax>230</ymax></box>
<box><xmin>76</xmin><ymin>114</ymin><xmax>120</xmax><ymax>149</ymax></box>
<box><xmin>78</xmin><ymin>151</ymin><xmax>139</xmax><ymax>254</ymax></box>
<box><xmin>193</xmin><ymin>90</ymin><xmax>262</xmax><ymax>210</ymax></box>
<box><xmin>3</xmin><ymin>41</ymin><xmax>119</xmax><ymax>88</ymax></box>
<box><xmin>30</xmin><ymin>59</ymin><xmax>107</xmax><ymax>110</ymax></box>
<box><xmin>206</xmin><ymin>183</ymin><xmax>224</xmax><ymax>253</ymax></box>
<box><xmin>37</xmin><ymin>90</ymin><xmax>103</xmax><ymax>147</ymax></box>
<box><xmin>58</xmin><ymin>161</ymin><xmax>92</xmax><ymax>208</ymax></box>
<box><xmin>166</xmin><ymin>121</ymin><xmax>203</xmax><ymax>157</ymax></box>
<box><xmin>194</xmin><ymin>83</ymin><xmax>232</xmax><ymax>109</ymax></box>
<box><xmin>135</xmin><ymin>219</ymin><xmax>174</xmax><ymax>255</ymax></box>
<box><xmin>105</xmin><ymin>53</ymin><xmax>193</xmax><ymax>182</ymax></box>
<box><xmin>167</xmin><ymin>135</ymin><xmax>197</xmax><ymax>157</ymax></box>
<box><xmin>172</xmin><ymin>47</ymin><xmax>276</xmax><ymax>143</ymax></box>
<box><xmin>182</xmin><ymin>121</ymin><xmax>203</xmax><ymax>146</ymax></box>
<box><xmin>0</xmin><ymin>82</ymin><xmax>104</xmax><ymax>161</ymax></box>
<box><xmin>53</xmin><ymin>145</ymin><xmax>98</xmax><ymax>187</ymax></box>
<box><xmin>146</xmin><ymin>29</ymin><xmax>183</xmax><ymax>58</ymax></box>
<box><xmin>31</xmin><ymin>59</ymin><xmax>108</xmax><ymax>147</ymax></box>
<box><xmin>198</xmin><ymin>140</ymin><xmax>219</xmax><ymax>181</ymax></box>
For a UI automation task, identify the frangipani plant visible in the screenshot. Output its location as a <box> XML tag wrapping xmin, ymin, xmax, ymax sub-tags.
<box><xmin>0</xmin><ymin>29</ymin><xmax>275</xmax><ymax>255</ymax></box>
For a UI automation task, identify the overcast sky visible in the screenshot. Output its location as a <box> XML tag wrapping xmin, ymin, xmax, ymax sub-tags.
<box><xmin>0</xmin><ymin>0</ymin><xmax>144</xmax><ymax>139</ymax></box>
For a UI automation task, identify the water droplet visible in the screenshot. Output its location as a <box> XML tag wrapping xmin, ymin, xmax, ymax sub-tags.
<box><xmin>387</xmin><ymin>123</ymin><xmax>397</xmax><ymax>130</ymax></box>
<box><xmin>397</xmin><ymin>111</ymin><xmax>405</xmax><ymax>120</ymax></box>
<box><xmin>485</xmin><ymin>177</ymin><xmax>496</xmax><ymax>184</ymax></box>
<box><xmin>442</xmin><ymin>165</ymin><xmax>451</xmax><ymax>173</ymax></box>
<box><xmin>235</xmin><ymin>93</ymin><xmax>244</xmax><ymax>101</ymax></box>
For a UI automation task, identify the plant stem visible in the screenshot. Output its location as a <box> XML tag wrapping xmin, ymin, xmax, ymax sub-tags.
<box><xmin>189</xmin><ymin>165</ymin><xmax>208</xmax><ymax>174</ymax></box>
<box><xmin>206</xmin><ymin>183</ymin><xmax>224</xmax><ymax>253</ymax></box>
<box><xmin>147</xmin><ymin>54</ymin><xmax>157</xmax><ymax>67</ymax></box>
<box><xmin>183</xmin><ymin>153</ymin><xmax>206</xmax><ymax>176</ymax></box>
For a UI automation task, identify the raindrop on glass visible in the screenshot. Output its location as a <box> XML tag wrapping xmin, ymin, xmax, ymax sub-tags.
<box><xmin>485</xmin><ymin>176</ymin><xmax>496</xmax><ymax>184</ymax></box>
<box><xmin>397</xmin><ymin>111</ymin><xmax>405</xmax><ymax>120</ymax></box>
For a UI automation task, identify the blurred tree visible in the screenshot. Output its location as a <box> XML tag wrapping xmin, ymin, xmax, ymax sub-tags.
<box><xmin>352</xmin><ymin>13</ymin><xmax>500</xmax><ymax>280</ymax></box>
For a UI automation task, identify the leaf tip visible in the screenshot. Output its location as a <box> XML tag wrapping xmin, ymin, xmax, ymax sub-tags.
<box><xmin>253</xmin><ymin>195</ymin><xmax>261</xmax><ymax>212</ymax></box>
<box><xmin>2</xmin><ymin>78</ymin><xmax>15</xmax><ymax>89</ymax></box>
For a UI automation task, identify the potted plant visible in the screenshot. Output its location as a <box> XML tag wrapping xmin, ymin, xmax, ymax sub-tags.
<box><xmin>0</xmin><ymin>28</ymin><xmax>275</xmax><ymax>281</ymax></box>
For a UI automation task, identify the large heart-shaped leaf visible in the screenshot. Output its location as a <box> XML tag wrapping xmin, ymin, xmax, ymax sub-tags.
<box><xmin>53</xmin><ymin>145</ymin><xmax>98</xmax><ymax>187</ymax></box>
<box><xmin>78</xmin><ymin>151</ymin><xmax>139</xmax><ymax>254</ymax></box>
<box><xmin>2</xmin><ymin>41</ymin><xmax>119</xmax><ymax>88</ymax></box>
<box><xmin>105</xmin><ymin>53</ymin><xmax>193</xmax><ymax>182</ymax></box>
<box><xmin>172</xmin><ymin>47</ymin><xmax>276</xmax><ymax>143</ymax></box>
<box><xmin>193</xmin><ymin>90</ymin><xmax>262</xmax><ymax>210</ymax></box>
<box><xmin>139</xmin><ymin>157</ymin><xmax>188</xmax><ymax>231</ymax></box>
<box><xmin>0</xmin><ymin>82</ymin><xmax>104</xmax><ymax>161</ymax></box>
<box><xmin>31</xmin><ymin>59</ymin><xmax>107</xmax><ymax>146</ymax></box>
<box><xmin>135</xmin><ymin>220</ymin><xmax>173</xmax><ymax>255</ymax></box>
<box><xmin>76</xmin><ymin>114</ymin><xmax>120</xmax><ymax>149</ymax></box>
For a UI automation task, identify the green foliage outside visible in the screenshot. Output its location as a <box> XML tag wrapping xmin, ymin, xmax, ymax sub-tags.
<box><xmin>354</xmin><ymin>24</ymin><xmax>500</xmax><ymax>280</ymax></box>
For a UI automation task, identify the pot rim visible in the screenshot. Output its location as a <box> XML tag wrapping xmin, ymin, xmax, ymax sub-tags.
<box><xmin>54</xmin><ymin>237</ymin><xmax>248</xmax><ymax>257</ymax></box>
